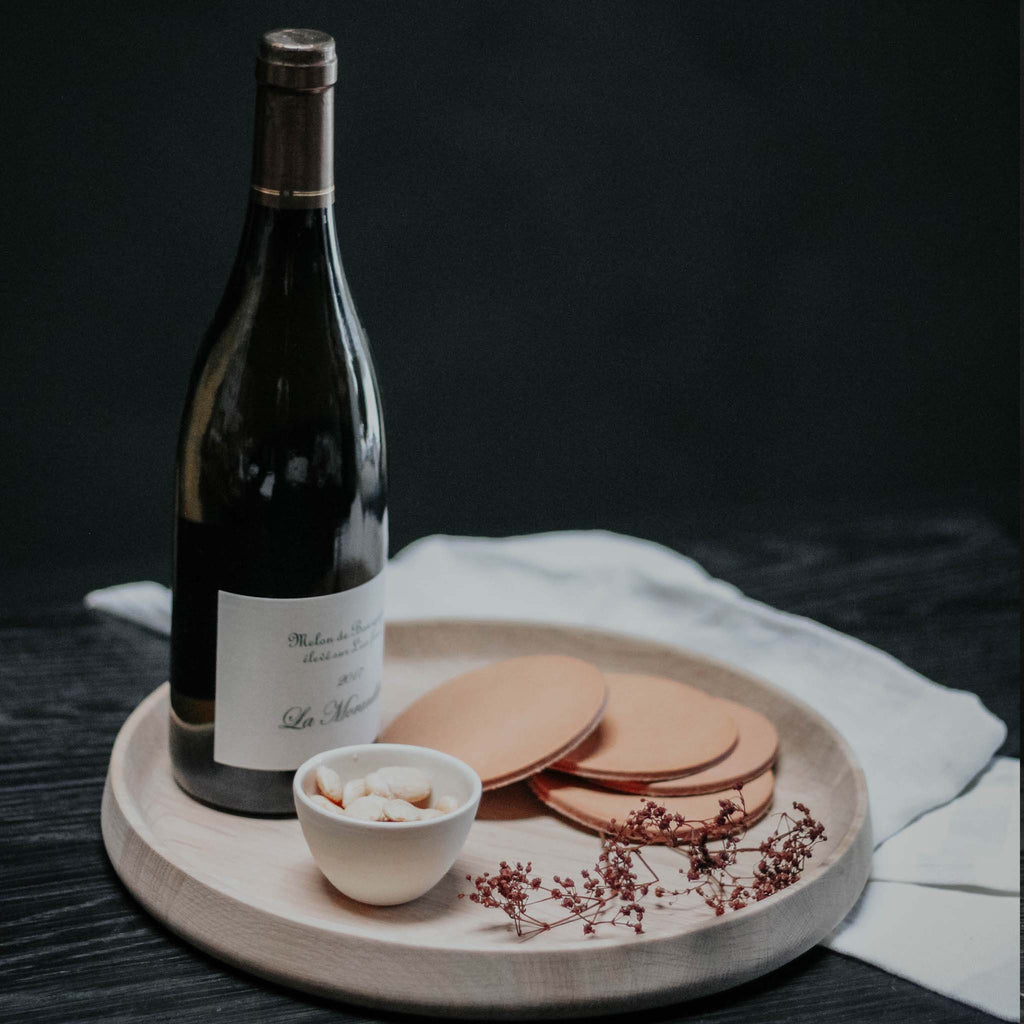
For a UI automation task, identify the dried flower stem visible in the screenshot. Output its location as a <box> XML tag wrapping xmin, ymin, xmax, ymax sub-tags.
<box><xmin>460</xmin><ymin>787</ymin><xmax>826</xmax><ymax>937</ymax></box>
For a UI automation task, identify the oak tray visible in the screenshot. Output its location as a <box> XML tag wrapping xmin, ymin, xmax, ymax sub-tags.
<box><xmin>101</xmin><ymin>619</ymin><xmax>871</xmax><ymax>1019</ymax></box>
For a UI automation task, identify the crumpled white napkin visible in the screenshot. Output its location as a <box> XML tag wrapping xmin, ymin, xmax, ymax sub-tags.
<box><xmin>825</xmin><ymin>754</ymin><xmax>1019</xmax><ymax>1021</ymax></box>
<box><xmin>86</xmin><ymin>530</ymin><xmax>1017</xmax><ymax>1019</ymax></box>
<box><xmin>867</xmin><ymin>755</ymin><xmax>1018</xmax><ymax>892</ymax></box>
<box><xmin>826</xmin><ymin>879</ymin><xmax>1018</xmax><ymax>1018</ymax></box>
<box><xmin>86</xmin><ymin>580</ymin><xmax>172</xmax><ymax>635</ymax></box>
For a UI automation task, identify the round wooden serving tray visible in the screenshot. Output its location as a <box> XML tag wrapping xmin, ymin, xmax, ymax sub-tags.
<box><xmin>102</xmin><ymin>619</ymin><xmax>871</xmax><ymax>1019</ymax></box>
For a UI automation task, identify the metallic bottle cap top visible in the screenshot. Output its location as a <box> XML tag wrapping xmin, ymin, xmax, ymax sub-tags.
<box><xmin>256</xmin><ymin>28</ymin><xmax>337</xmax><ymax>90</ymax></box>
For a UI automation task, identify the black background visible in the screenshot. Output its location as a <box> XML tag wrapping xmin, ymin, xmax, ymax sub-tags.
<box><xmin>2</xmin><ymin>1</ymin><xmax>1017</xmax><ymax>606</ymax></box>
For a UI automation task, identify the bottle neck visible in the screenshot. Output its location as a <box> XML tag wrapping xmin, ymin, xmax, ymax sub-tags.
<box><xmin>234</xmin><ymin>201</ymin><xmax>341</xmax><ymax>297</ymax></box>
<box><xmin>250</xmin><ymin>82</ymin><xmax>334</xmax><ymax>210</ymax></box>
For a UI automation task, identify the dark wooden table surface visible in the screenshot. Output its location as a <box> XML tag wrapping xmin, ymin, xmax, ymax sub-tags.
<box><xmin>1</xmin><ymin>509</ymin><xmax>1018</xmax><ymax>1024</ymax></box>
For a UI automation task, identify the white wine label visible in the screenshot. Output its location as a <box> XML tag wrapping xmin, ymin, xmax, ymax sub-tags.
<box><xmin>213</xmin><ymin>574</ymin><xmax>385</xmax><ymax>770</ymax></box>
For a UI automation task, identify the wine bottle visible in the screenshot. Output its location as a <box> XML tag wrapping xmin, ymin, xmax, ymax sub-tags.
<box><xmin>169</xmin><ymin>29</ymin><xmax>387</xmax><ymax>815</ymax></box>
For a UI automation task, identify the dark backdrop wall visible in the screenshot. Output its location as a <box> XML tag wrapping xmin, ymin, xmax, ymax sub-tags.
<box><xmin>2</xmin><ymin>1</ymin><xmax>1018</xmax><ymax>606</ymax></box>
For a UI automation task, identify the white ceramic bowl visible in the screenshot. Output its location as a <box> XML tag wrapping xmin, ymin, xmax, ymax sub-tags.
<box><xmin>293</xmin><ymin>743</ymin><xmax>482</xmax><ymax>906</ymax></box>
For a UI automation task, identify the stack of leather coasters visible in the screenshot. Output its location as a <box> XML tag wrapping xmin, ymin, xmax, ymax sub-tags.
<box><xmin>382</xmin><ymin>658</ymin><xmax>778</xmax><ymax>838</ymax></box>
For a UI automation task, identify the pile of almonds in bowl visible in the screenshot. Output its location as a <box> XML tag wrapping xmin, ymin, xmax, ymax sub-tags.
<box><xmin>310</xmin><ymin>764</ymin><xmax>462</xmax><ymax>822</ymax></box>
<box><xmin>293</xmin><ymin>742</ymin><xmax>483</xmax><ymax>905</ymax></box>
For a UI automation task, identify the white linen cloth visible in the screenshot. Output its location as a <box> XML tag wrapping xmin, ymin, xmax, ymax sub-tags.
<box><xmin>85</xmin><ymin>530</ymin><xmax>1018</xmax><ymax>1019</ymax></box>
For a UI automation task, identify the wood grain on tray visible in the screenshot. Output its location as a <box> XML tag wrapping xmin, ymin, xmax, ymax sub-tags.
<box><xmin>103</xmin><ymin>620</ymin><xmax>871</xmax><ymax>1019</ymax></box>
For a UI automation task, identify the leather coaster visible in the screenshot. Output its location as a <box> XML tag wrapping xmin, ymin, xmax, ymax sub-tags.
<box><xmin>528</xmin><ymin>768</ymin><xmax>774</xmax><ymax>839</ymax></box>
<box><xmin>380</xmin><ymin>655</ymin><xmax>608</xmax><ymax>790</ymax></box>
<box><xmin>552</xmin><ymin>672</ymin><xmax>739</xmax><ymax>781</ymax></box>
<box><xmin>597</xmin><ymin>698</ymin><xmax>779</xmax><ymax>796</ymax></box>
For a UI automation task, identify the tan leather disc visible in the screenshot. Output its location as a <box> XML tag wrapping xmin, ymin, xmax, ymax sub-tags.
<box><xmin>528</xmin><ymin>768</ymin><xmax>775</xmax><ymax>839</ymax></box>
<box><xmin>552</xmin><ymin>672</ymin><xmax>739</xmax><ymax>781</ymax></box>
<box><xmin>598</xmin><ymin>699</ymin><xmax>779</xmax><ymax>796</ymax></box>
<box><xmin>380</xmin><ymin>655</ymin><xmax>608</xmax><ymax>790</ymax></box>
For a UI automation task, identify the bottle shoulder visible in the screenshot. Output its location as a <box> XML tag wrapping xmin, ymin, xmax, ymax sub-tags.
<box><xmin>176</xmin><ymin>292</ymin><xmax>385</xmax><ymax>523</ymax></box>
<box><xmin>181</xmin><ymin>273</ymin><xmax>381</xmax><ymax>426</ymax></box>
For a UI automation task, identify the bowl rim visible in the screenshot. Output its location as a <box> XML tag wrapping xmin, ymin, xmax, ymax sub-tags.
<box><xmin>292</xmin><ymin>742</ymin><xmax>483</xmax><ymax>830</ymax></box>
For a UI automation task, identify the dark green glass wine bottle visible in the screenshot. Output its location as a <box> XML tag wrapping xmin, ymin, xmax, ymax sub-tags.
<box><xmin>169</xmin><ymin>29</ymin><xmax>387</xmax><ymax>815</ymax></box>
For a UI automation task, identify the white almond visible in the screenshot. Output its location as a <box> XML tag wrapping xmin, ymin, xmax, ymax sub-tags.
<box><xmin>310</xmin><ymin>794</ymin><xmax>345</xmax><ymax>814</ymax></box>
<box><xmin>364</xmin><ymin>770</ymin><xmax>394</xmax><ymax>799</ymax></box>
<box><xmin>345</xmin><ymin>795</ymin><xmax>388</xmax><ymax>821</ymax></box>
<box><xmin>433</xmin><ymin>794</ymin><xmax>460</xmax><ymax>814</ymax></box>
<box><xmin>383</xmin><ymin>798</ymin><xmax>423</xmax><ymax>822</ymax></box>
<box><xmin>367</xmin><ymin>766</ymin><xmax>432</xmax><ymax>804</ymax></box>
<box><xmin>341</xmin><ymin>777</ymin><xmax>368</xmax><ymax>808</ymax></box>
<box><xmin>417</xmin><ymin>808</ymin><xmax>444</xmax><ymax>820</ymax></box>
<box><xmin>314</xmin><ymin>765</ymin><xmax>345</xmax><ymax>803</ymax></box>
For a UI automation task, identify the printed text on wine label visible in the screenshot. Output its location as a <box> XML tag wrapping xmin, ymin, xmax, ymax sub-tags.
<box><xmin>214</xmin><ymin>575</ymin><xmax>386</xmax><ymax>770</ymax></box>
<box><xmin>280</xmin><ymin>682</ymin><xmax>381</xmax><ymax>731</ymax></box>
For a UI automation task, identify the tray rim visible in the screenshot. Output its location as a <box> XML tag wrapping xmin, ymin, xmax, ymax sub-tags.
<box><xmin>102</xmin><ymin>617</ymin><xmax>872</xmax><ymax>1016</ymax></box>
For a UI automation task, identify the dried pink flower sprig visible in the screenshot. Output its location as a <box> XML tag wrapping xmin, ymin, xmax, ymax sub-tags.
<box><xmin>460</xmin><ymin>788</ymin><xmax>826</xmax><ymax>937</ymax></box>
